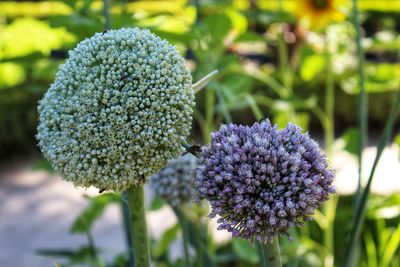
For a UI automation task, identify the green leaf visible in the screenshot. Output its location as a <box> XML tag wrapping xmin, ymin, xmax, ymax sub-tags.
<box><xmin>232</xmin><ymin>239</ymin><xmax>259</xmax><ymax>264</ymax></box>
<box><xmin>342</xmin><ymin>64</ymin><xmax>400</xmax><ymax>94</ymax></box>
<box><xmin>395</xmin><ymin>134</ymin><xmax>400</xmax><ymax>146</ymax></box>
<box><xmin>193</xmin><ymin>70</ymin><xmax>219</xmax><ymax>94</ymax></box>
<box><xmin>363</xmin><ymin>230</ymin><xmax>378</xmax><ymax>267</ymax></box>
<box><xmin>381</xmin><ymin>224</ymin><xmax>400</xmax><ymax>267</ymax></box>
<box><xmin>396</xmin><ymin>134</ymin><xmax>400</xmax><ymax>160</ymax></box>
<box><xmin>153</xmin><ymin>223</ymin><xmax>180</xmax><ymax>257</ymax></box>
<box><xmin>221</xmin><ymin>74</ymin><xmax>254</xmax><ymax>97</ymax></box>
<box><xmin>344</xmin><ymin>90</ymin><xmax>400</xmax><ymax>266</ymax></box>
<box><xmin>31</xmin><ymin>159</ymin><xmax>55</xmax><ymax>173</ymax></box>
<box><xmin>300</xmin><ymin>54</ymin><xmax>325</xmax><ymax>81</ymax></box>
<box><xmin>70</xmin><ymin>193</ymin><xmax>119</xmax><ymax>234</ymax></box>
<box><xmin>341</xmin><ymin>127</ymin><xmax>360</xmax><ymax>156</ymax></box>
<box><xmin>148</xmin><ymin>196</ymin><xmax>165</xmax><ymax>211</ymax></box>
<box><xmin>0</xmin><ymin>63</ymin><xmax>26</xmax><ymax>88</ymax></box>
<box><xmin>236</xmin><ymin>32</ymin><xmax>265</xmax><ymax>42</ymax></box>
<box><xmin>203</xmin><ymin>14</ymin><xmax>232</xmax><ymax>44</ymax></box>
<box><xmin>274</xmin><ymin>112</ymin><xmax>310</xmax><ymax>132</ymax></box>
<box><xmin>367</xmin><ymin>194</ymin><xmax>400</xmax><ymax>219</ymax></box>
<box><xmin>225</xmin><ymin>8</ymin><xmax>247</xmax><ymax>34</ymax></box>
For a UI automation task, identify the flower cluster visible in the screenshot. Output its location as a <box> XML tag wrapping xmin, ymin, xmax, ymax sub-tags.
<box><xmin>37</xmin><ymin>28</ymin><xmax>195</xmax><ymax>191</ymax></box>
<box><xmin>150</xmin><ymin>154</ymin><xmax>197</xmax><ymax>207</ymax></box>
<box><xmin>195</xmin><ymin>120</ymin><xmax>335</xmax><ymax>243</ymax></box>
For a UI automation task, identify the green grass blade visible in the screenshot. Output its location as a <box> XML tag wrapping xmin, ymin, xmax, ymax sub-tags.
<box><xmin>344</xmin><ymin>90</ymin><xmax>400</xmax><ymax>267</ymax></box>
<box><xmin>363</xmin><ymin>230</ymin><xmax>378</xmax><ymax>267</ymax></box>
<box><xmin>381</xmin><ymin>224</ymin><xmax>400</xmax><ymax>267</ymax></box>
<box><xmin>352</xmin><ymin>0</ymin><xmax>368</xmax><ymax>204</ymax></box>
<box><xmin>245</xmin><ymin>94</ymin><xmax>263</xmax><ymax>121</ymax></box>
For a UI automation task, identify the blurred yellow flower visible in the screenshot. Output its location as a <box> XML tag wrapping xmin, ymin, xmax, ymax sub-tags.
<box><xmin>295</xmin><ymin>0</ymin><xmax>346</xmax><ymax>29</ymax></box>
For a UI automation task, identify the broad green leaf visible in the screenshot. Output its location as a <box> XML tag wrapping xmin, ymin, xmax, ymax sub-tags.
<box><xmin>274</xmin><ymin>112</ymin><xmax>310</xmax><ymax>132</ymax></box>
<box><xmin>153</xmin><ymin>223</ymin><xmax>180</xmax><ymax>257</ymax></box>
<box><xmin>235</xmin><ymin>32</ymin><xmax>265</xmax><ymax>42</ymax></box>
<box><xmin>300</xmin><ymin>54</ymin><xmax>325</xmax><ymax>81</ymax></box>
<box><xmin>203</xmin><ymin>14</ymin><xmax>232</xmax><ymax>44</ymax></box>
<box><xmin>148</xmin><ymin>196</ymin><xmax>166</xmax><ymax>211</ymax></box>
<box><xmin>342</xmin><ymin>64</ymin><xmax>400</xmax><ymax>94</ymax></box>
<box><xmin>0</xmin><ymin>63</ymin><xmax>26</xmax><ymax>89</ymax></box>
<box><xmin>220</xmin><ymin>73</ymin><xmax>253</xmax><ymax>97</ymax></box>
<box><xmin>232</xmin><ymin>239</ymin><xmax>259</xmax><ymax>264</ymax></box>
<box><xmin>341</xmin><ymin>127</ymin><xmax>360</xmax><ymax>156</ymax></box>
<box><xmin>70</xmin><ymin>194</ymin><xmax>119</xmax><ymax>234</ymax></box>
<box><xmin>225</xmin><ymin>8</ymin><xmax>247</xmax><ymax>34</ymax></box>
<box><xmin>0</xmin><ymin>17</ymin><xmax>76</xmax><ymax>60</ymax></box>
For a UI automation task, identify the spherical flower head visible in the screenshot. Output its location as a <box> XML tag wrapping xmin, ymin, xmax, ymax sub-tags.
<box><xmin>150</xmin><ymin>154</ymin><xmax>197</xmax><ymax>207</ymax></box>
<box><xmin>37</xmin><ymin>28</ymin><xmax>195</xmax><ymax>191</ymax></box>
<box><xmin>195</xmin><ymin>120</ymin><xmax>335</xmax><ymax>243</ymax></box>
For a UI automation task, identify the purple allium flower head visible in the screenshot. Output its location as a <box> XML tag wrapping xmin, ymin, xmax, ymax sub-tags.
<box><xmin>195</xmin><ymin>119</ymin><xmax>335</xmax><ymax>243</ymax></box>
<box><xmin>150</xmin><ymin>154</ymin><xmax>197</xmax><ymax>207</ymax></box>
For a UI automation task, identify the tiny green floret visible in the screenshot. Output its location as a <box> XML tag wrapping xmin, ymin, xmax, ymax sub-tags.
<box><xmin>37</xmin><ymin>28</ymin><xmax>195</xmax><ymax>191</ymax></box>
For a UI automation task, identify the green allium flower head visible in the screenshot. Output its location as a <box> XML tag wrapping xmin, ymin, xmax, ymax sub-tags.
<box><xmin>37</xmin><ymin>28</ymin><xmax>195</xmax><ymax>191</ymax></box>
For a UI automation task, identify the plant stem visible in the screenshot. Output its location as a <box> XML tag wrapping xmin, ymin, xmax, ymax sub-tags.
<box><xmin>86</xmin><ymin>230</ymin><xmax>97</xmax><ymax>259</ymax></box>
<box><xmin>260</xmin><ymin>238</ymin><xmax>282</xmax><ymax>267</ymax></box>
<box><xmin>344</xmin><ymin>1</ymin><xmax>367</xmax><ymax>265</ymax></box>
<box><xmin>352</xmin><ymin>0</ymin><xmax>368</xmax><ymax>203</ymax></box>
<box><xmin>127</xmin><ymin>185</ymin><xmax>150</xmax><ymax>267</ymax></box>
<box><xmin>204</xmin><ymin>85</ymin><xmax>215</xmax><ymax>143</ymax></box>
<box><xmin>324</xmin><ymin>32</ymin><xmax>334</xmax><ymax>156</ymax></box>
<box><xmin>121</xmin><ymin>192</ymin><xmax>135</xmax><ymax>267</ymax></box>
<box><xmin>102</xmin><ymin>0</ymin><xmax>111</xmax><ymax>31</ymax></box>
<box><xmin>173</xmin><ymin>206</ymin><xmax>192</xmax><ymax>267</ymax></box>
<box><xmin>256</xmin><ymin>242</ymin><xmax>266</xmax><ymax>267</ymax></box>
<box><xmin>200</xmin><ymin>222</ymin><xmax>215</xmax><ymax>267</ymax></box>
<box><xmin>323</xmin><ymin>27</ymin><xmax>335</xmax><ymax>267</ymax></box>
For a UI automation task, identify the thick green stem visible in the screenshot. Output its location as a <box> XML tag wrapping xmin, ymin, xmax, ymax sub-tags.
<box><xmin>173</xmin><ymin>207</ymin><xmax>192</xmax><ymax>267</ymax></box>
<box><xmin>121</xmin><ymin>192</ymin><xmax>135</xmax><ymax>267</ymax></box>
<box><xmin>256</xmin><ymin>242</ymin><xmax>266</xmax><ymax>267</ymax></box>
<box><xmin>260</xmin><ymin>238</ymin><xmax>282</xmax><ymax>267</ymax></box>
<box><xmin>127</xmin><ymin>185</ymin><xmax>150</xmax><ymax>267</ymax></box>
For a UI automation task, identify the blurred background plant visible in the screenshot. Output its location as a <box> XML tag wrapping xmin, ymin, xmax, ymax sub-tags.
<box><xmin>0</xmin><ymin>0</ymin><xmax>399</xmax><ymax>267</ymax></box>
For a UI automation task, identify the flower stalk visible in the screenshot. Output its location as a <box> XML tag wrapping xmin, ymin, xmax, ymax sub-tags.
<box><xmin>323</xmin><ymin>26</ymin><xmax>336</xmax><ymax>267</ymax></box>
<box><xmin>173</xmin><ymin>207</ymin><xmax>192</xmax><ymax>267</ymax></box>
<box><xmin>260</xmin><ymin>238</ymin><xmax>282</xmax><ymax>267</ymax></box>
<box><xmin>127</xmin><ymin>185</ymin><xmax>150</xmax><ymax>267</ymax></box>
